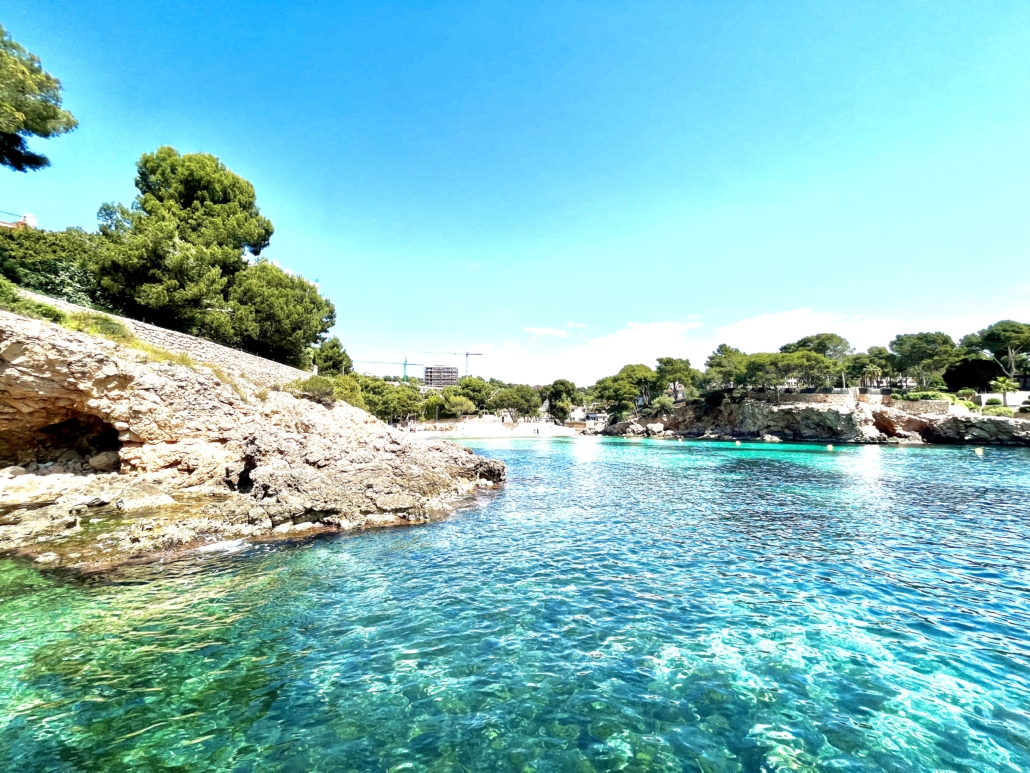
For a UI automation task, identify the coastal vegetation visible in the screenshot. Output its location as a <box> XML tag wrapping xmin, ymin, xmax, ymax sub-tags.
<box><xmin>586</xmin><ymin>324</ymin><xmax>1029</xmax><ymax>422</ymax></box>
<box><xmin>1</xmin><ymin>25</ymin><xmax>340</xmax><ymax>369</ymax></box>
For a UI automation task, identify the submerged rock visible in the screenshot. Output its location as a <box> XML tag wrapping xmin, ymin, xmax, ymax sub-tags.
<box><xmin>0</xmin><ymin>311</ymin><xmax>504</xmax><ymax>569</ymax></box>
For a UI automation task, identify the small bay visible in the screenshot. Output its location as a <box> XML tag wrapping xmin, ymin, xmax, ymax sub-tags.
<box><xmin>1</xmin><ymin>438</ymin><xmax>1028</xmax><ymax>771</ymax></box>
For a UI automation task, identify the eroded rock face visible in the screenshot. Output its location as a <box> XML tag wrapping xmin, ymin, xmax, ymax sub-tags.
<box><xmin>601</xmin><ymin>397</ymin><xmax>1030</xmax><ymax>446</ymax></box>
<box><xmin>0</xmin><ymin>311</ymin><xmax>504</xmax><ymax>568</ymax></box>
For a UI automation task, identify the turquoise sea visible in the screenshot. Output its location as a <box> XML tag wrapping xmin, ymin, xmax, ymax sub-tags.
<box><xmin>1</xmin><ymin>438</ymin><xmax>1029</xmax><ymax>772</ymax></box>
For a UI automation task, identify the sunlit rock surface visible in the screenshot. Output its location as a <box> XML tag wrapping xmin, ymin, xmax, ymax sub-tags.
<box><xmin>0</xmin><ymin>311</ymin><xmax>504</xmax><ymax>568</ymax></box>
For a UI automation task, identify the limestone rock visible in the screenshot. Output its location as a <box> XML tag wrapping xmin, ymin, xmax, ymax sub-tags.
<box><xmin>0</xmin><ymin>310</ymin><xmax>505</xmax><ymax>567</ymax></box>
<box><xmin>88</xmin><ymin>451</ymin><xmax>120</xmax><ymax>472</ymax></box>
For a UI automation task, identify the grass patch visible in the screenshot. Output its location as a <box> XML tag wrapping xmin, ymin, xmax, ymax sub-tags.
<box><xmin>200</xmin><ymin>363</ymin><xmax>249</xmax><ymax>403</ymax></box>
<box><xmin>131</xmin><ymin>341</ymin><xmax>196</xmax><ymax>367</ymax></box>
<box><xmin>62</xmin><ymin>311</ymin><xmax>134</xmax><ymax>342</ymax></box>
<box><xmin>287</xmin><ymin>374</ymin><xmax>337</xmax><ymax>407</ymax></box>
<box><xmin>0</xmin><ymin>277</ymin><xmax>67</xmax><ymax>322</ymax></box>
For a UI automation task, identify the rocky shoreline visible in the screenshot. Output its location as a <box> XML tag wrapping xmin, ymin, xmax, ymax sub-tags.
<box><xmin>599</xmin><ymin>398</ymin><xmax>1030</xmax><ymax>445</ymax></box>
<box><xmin>0</xmin><ymin>312</ymin><xmax>505</xmax><ymax>571</ymax></box>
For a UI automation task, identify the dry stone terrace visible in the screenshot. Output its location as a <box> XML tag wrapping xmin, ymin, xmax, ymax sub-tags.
<box><xmin>17</xmin><ymin>289</ymin><xmax>310</xmax><ymax>388</ymax></box>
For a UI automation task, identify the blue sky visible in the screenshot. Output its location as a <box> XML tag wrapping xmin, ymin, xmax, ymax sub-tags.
<box><xmin>4</xmin><ymin>1</ymin><xmax>1029</xmax><ymax>383</ymax></box>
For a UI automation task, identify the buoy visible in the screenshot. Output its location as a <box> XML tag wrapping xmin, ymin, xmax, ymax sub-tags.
<box><xmin>974</xmin><ymin>447</ymin><xmax>984</xmax><ymax>456</ymax></box>
<box><xmin>826</xmin><ymin>444</ymin><xmax>834</xmax><ymax>451</ymax></box>
<box><xmin>735</xmin><ymin>440</ymin><xmax>741</xmax><ymax>446</ymax></box>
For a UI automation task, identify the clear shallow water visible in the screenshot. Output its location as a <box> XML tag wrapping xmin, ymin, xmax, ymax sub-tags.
<box><xmin>1</xmin><ymin>439</ymin><xmax>1030</xmax><ymax>772</ymax></box>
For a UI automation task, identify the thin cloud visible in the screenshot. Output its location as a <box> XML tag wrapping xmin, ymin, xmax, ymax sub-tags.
<box><xmin>567</xmin><ymin>322</ymin><xmax>588</xmax><ymax>328</ymax></box>
<box><xmin>480</xmin><ymin>304</ymin><xmax>1030</xmax><ymax>386</ymax></box>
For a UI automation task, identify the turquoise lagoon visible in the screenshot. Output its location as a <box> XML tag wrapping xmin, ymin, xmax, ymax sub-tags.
<box><xmin>1</xmin><ymin>438</ymin><xmax>1029</xmax><ymax>771</ymax></box>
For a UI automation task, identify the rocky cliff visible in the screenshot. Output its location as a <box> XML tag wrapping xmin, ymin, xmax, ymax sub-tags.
<box><xmin>602</xmin><ymin>398</ymin><xmax>1030</xmax><ymax>445</ymax></box>
<box><xmin>0</xmin><ymin>312</ymin><xmax>504</xmax><ymax>569</ymax></box>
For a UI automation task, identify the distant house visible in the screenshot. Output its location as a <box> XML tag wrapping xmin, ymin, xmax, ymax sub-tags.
<box><xmin>569</xmin><ymin>406</ymin><xmax>587</xmax><ymax>422</ymax></box>
<box><xmin>0</xmin><ymin>212</ymin><xmax>37</xmax><ymax>230</ymax></box>
<box><xmin>424</xmin><ymin>365</ymin><xmax>459</xmax><ymax>388</ymax></box>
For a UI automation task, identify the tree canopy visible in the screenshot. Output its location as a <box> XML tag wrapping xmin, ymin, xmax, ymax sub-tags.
<box><xmin>703</xmin><ymin>344</ymin><xmax>748</xmax><ymax>389</ymax></box>
<box><xmin>656</xmin><ymin>357</ymin><xmax>698</xmax><ymax>400</ymax></box>
<box><xmin>780</xmin><ymin>333</ymin><xmax>852</xmax><ymax>361</ymax></box>
<box><xmin>489</xmin><ymin>385</ymin><xmax>541</xmax><ymax>421</ymax></box>
<box><xmin>93</xmin><ymin>147</ymin><xmax>276</xmax><ymax>334</ymax></box>
<box><xmin>889</xmin><ymin>332</ymin><xmax>958</xmax><ymax>388</ymax></box>
<box><xmin>541</xmin><ymin>379</ymin><xmax>577</xmax><ymax>424</ymax></box>
<box><xmin>228</xmin><ymin>260</ymin><xmax>335</xmax><ymax>367</ymax></box>
<box><xmin>0</xmin><ymin>24</ymin><xmax>78</xmax><ymax>171</ymax></box>
<box><xmin>961</xmin><ymin>321</ymin><xmax>1030</xmax><ymax>379</ymax></box>
<box><xmin>313</xmin><ymin>337</ymin><xmax>353</xmax><ymax>377</ymax></box>
<box><xmin>83</xmin><ymin>146</ymin><xmax>334</xmax><ymax>365</ymax></box>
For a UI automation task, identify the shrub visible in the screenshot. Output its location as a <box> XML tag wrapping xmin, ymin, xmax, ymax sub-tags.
<box><xmin>902</xmin><ymin>391</ymin><xmax>950</xmax><ymax>402</ymax></box>
<box><xmin>1019</xmin><ymin>406</ymin><xmax>1030</xmax><ymax>414</ymax></box>
<box><xmin>0</xmin><ymin>276</ymin><xmax>67</xmax><ymax>322</ymax></box>
<box><xmin>288</xmin><ymin>375</ymin><xmax>337</xmax><ymax>407</ymax></box>
<box><xmin>957</xmin><ymin>388</ymin><xmax>976</xmax><ymax>399</ymax></box>
<box><xmin>985</xmin><ymin>398</ymin><xmax>1002</xmax><ymax>406</ymax></box>
<box><xmin>0</xmin><ymin>227</ymin><xmax>104</xmax><ymax>308</ymax></box>
<box><xmin>983</xmin><ymin>406</ymin><xmax>1014</xmax><ymax>417</ymax></box>
<box><xmin>330</xmin><ymin>374</ymin><xmax>366</xmax><ymax>410</ymax></box>
<box><xmin>132</xmin><ymin>343</ymin><xmax>195</xmax><ymax>367</ymax></box>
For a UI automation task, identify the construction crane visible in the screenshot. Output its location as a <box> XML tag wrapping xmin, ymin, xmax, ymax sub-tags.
<box><xmin>413</xmin><ymin>351</ymin><xmax>483</xmax><ymax>376</ymax></box>
<box><xmin>350</xmin><ymin>357</ymin><xmax>425</xmax><ymax>382</ymax></box>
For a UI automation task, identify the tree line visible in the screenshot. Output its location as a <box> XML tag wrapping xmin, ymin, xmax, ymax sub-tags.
<box><xmin>289</xmin><ymin>369</ymin><xmax>549</xmax><ymax>425</ymax></box>
<box><xmin>1</xmin><ymin>24</ymin><xmax>340</xmax><ymax>368</ymax></box>
<box><xmin>584</xmin><ymin>325</ymin><xmax>1030</xmax><ymax>421</ymax></box>
<box><xmin>300</xmin><ymin>322</ymin><xmax>1028</xmax><ymax>425</ymax></box>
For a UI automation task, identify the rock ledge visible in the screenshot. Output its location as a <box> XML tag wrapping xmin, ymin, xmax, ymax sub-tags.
<box><xmin>0</xmin><ymin>311</ymin><xmax>504</xmax><ymax>569</ymax></box>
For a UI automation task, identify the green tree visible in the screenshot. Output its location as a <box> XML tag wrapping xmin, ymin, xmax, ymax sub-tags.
<box><xmin>541</xmin><ymin>379</ymin><xmax>577</xmax><ymax>424</ymax></box>
<box><xmin>0</xmin><ymin>24</ymin><xmax>78</xmax><ymax>171</ymax></box>
<box><xmin>385</xmin><ymin>383</ymin><xmax>424</xmax><ymax>422</ymax></box>
<box><xmin>330</xmin><ymin>373</ymin><xmax>365</xmax><ymax>410</ymax></box>
<box><xmin>488</xmin><ymin>385</ymin><xmax>541</xmax><ymax>421</ymax></box>
<box><xmin>617</xmin><ymin>364</ymin><xmax>666</xmax><ymax>406</ymax></box>
<box><xmin>92</xmin><ymin>146</ymin><xmax>275</xmax><ymax>337</ymax></box>
<box><xmin>989</xmin><ymin>376</ymin><xmax>1020</xmax><ymax>407</ymax></box>
<box><xmin>0</xmin><ymin>226</ymin><xmax>101</xmax><ymax>306</ymax></box>
<box><xmin>741</xmin><ymin>353</ymin><xmax>791</xmax><ymax>400</ymax></box>
<box><xmin>423</xmin><ymin>393</ymin><xmax>446</xmax><ymax>421</ymax></box>
<box><xmin>229</xmin><ymin>261</ymin><xmax>335</xmax><ymax>367</ymax></box>
<box><xmin>649</xmin><ymin>394</ymin><xmax>675</xmax><ymax>415</ymax></box>
<box><xmin>781</xmin><ymin>334</ymin><xmax>852</xmax><ymax>387</ymax></box>
<box><xmin>656</xmin><ymin>357</ymin><xmax>698</xmax><ymax>401</ymax></box>
<box><xmin>593</xmin><ymin>376</ymin><xmax>639</xmax><ymax>421</ymax></box>
<box><xmin>780</xmin><ymin>333</ymin><xmax>853</xmax><ymax>361</ymax></box>
<box><xmin>456</xmin><ymin>376</ymin><xmax>495</xmax><ymax>409</ymax></box>
<box><xmin>889</xmin><ymin>332</ymin><xmax>959</xmax><ymax>388</ymax></box>
<box><xmin>312</xmin><ymin>336</ymin><xmax>353</xmax><ymax>377</ymax></box>
<box><xmin>703</xmin><ymin>344</ymin><xmax>749</xmax><ymax>389</ymax></box>
<box><xmin>961</xmin><ymin>321</ymin><xmax>1030</xmax><ymax>380</ymax></box>
<box><xmin>355</xmin><ymin>375</ymin><xmax>391</xmax><ymax>419</ymax></box>
<box><xmin>444</xmin><ymin>390</ymin><xmax>477</xmax><ymax>418</ymax></box>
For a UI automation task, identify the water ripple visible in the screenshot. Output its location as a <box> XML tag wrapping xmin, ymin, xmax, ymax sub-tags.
<box><xmin>0</xmin><ymin>438</ymin><xmax>1029</xmax><ymax>771</ymax></box>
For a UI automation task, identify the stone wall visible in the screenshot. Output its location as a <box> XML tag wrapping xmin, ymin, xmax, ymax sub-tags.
<box><xmin>886</xmin><ymin>399</ymin><xmax>952</xmax><ymax>415</ymax></box>
<box><xmin>747</xmin><ymin>391</ymin><xmax>855</xmax><ymax>407</ymax></box>
<box><xmin>15</xmin><ymin>290</ymin><xmax>310</xmax><ymax>388</ymax></box>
